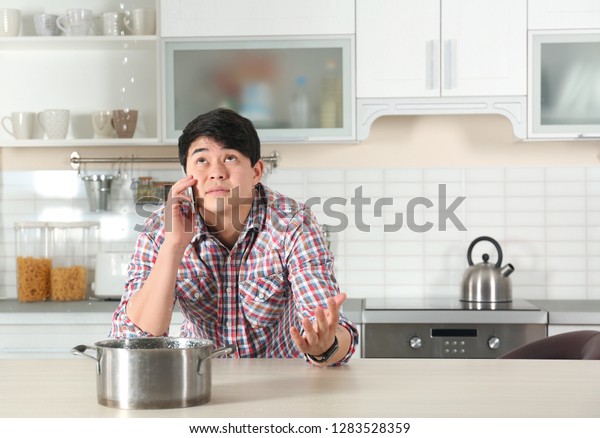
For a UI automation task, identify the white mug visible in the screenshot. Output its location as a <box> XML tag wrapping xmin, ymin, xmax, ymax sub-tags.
<box><xmin>92</xmin><ymin>110</ymin><xmax>115</xmax><ymax>138</ymax></box>
<box><xmin>102</xmin><ymin>12</ymin><xmax>124</xmax><ymax>36</ymax></box>
<box><xmin>2</xmin><ymin>112</ymin><xmax>35</xmax><ymax>139</ymax></box>
<box><xmin>56</xmin><ymin>8</ymin><xmax>95</xmax><ymax>36</ymax></box>
<box><xmin>34</xmin><ymin>14</ymin><xmax>59</xmax><ymax>36</ymax></box>
<box><xmin>38</xmin><ymin>109</ymin><xmax>70</xmax><ymax>139</ymax></box>
<box><xmin>0</xmin><ymin>8</ymin><xmax>21</xmax><ymax>37</ymax></box>
<box><xmin>124</xmin><ymin>8</ymin><xmax>155</xmax><ymax>35</ymax></box>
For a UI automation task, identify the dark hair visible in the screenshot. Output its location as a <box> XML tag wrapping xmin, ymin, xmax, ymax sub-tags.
<box><xmin>178</xmin><ymin>108</ymin><xmax>261</xmax><ymax>170</ymax></box>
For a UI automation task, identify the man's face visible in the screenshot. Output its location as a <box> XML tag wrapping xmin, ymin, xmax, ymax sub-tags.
<box><xmin>185</xmin><ymin>137</ymin><xmax>263</xmax><ymax>221</ymax></box>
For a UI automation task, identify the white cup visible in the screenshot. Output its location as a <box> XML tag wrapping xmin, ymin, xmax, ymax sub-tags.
<box><xmin>56</xmin><ymin>8</ymin><xmax>95</xmax><ymax>36</ymax></box>
<box><xmin>34</xmin><ymin>14</ymin><xmax>59</xmax><ymax>36</ymax></box>
<box><xmin>2</xmin><ymin>112</ymin><xmax>35</xmax><ymax>139</ymax></box>
<box><xmin>124</xmin><ymin>8</ymin><xmax>155</xmax><ymax>35</ymax></box>
<box><xmin>0</xmin><ymin>8</ymin><xmax>21</xmax><ymax>37</ymax></box>
<box><xmin>102</xmin><ymin>12</ymin><xmax>124</xmax><ymax>36</ymax></box>
<box><xmin>38</xmin><ymin>109</ymin><xmax>70</xmax><ymax>139</ymax></box>
<box><xmin>92</xmin><ymin>110</ymin><xmax>115</xmax><ymax>138</ymax></box>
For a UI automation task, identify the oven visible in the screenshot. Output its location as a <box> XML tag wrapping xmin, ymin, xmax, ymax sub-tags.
<box><xmin>362</xmin><ymin>299</ymin><xmax>548</xmax><ymax>358</ymax></box>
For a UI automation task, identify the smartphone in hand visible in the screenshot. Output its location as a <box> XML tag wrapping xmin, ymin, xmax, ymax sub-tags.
<box><xmin>181</xmin><ymin>166</ymin><xmax>195</xmax><ymax>214</ymax></box>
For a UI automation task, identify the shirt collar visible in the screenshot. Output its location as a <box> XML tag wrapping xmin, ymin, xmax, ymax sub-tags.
<box><xmin>191</xmin><ymin>183</ymin><xmax>266</xmax><ymax>243</ymax></box>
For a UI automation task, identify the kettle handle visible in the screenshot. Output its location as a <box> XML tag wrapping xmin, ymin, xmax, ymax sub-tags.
<box><xmin>467</xmin><ymin>236</ymin><xmax>502</xmax><ymax>268</ymax></box>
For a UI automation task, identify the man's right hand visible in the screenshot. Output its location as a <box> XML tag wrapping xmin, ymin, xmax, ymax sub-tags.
<box><xmin>164</xmin><ymin>175</ymin><xmax>197</xmax><ymax>248</ymax></box>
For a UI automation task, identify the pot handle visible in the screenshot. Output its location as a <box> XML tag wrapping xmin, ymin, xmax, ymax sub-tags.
<box><xmin>71</xmin><ymin>344</ymin><xmax>98</xmax><ymax>362</ymax></box>
<box><xmin>212</xmin><ymin>343</ymin><xmax>236</xmax><ymax>358</ymax></box>
<box><xmin>197</xmin><ymin>344</ymin><xmax>237</xmax><ymax>376</ymax></box>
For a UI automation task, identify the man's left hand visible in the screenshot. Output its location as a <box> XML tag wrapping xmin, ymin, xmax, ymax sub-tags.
<box><xmin>290</xmin><ymin>292</ymin><xmax>347</xmax><ymax>359</ymax></box>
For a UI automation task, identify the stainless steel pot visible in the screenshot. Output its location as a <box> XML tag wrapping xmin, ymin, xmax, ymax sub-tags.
<box><xmin>72</xmin><ymin>337</ymin><xmax>235</xmax><ymax>409</ymax></box>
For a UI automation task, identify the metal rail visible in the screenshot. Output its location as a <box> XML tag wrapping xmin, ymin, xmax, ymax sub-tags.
<box><xmin>69</xmin><ymin>150</ymin><xmax>280</xmax><ymax>173</ymax></box>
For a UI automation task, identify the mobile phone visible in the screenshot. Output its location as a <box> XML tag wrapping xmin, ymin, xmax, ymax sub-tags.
<box><xmin>182</xmin><ymin>166</ymin><xmax>195</xmax><ymax>214</ymax></box>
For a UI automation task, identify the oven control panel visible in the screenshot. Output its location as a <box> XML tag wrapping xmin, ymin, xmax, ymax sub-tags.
<box><xmin>363</xmin><ymin>324</ymin><xmax>546</xmax><ymax>359</ymax></box>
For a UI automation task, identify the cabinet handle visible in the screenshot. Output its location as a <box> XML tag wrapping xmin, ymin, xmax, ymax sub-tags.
<box><xmin>443</xmin><ymin>39</ymin><xmax>457</xmax><ymax>90</ymax></box>
<box><xmin>426</xmin><ymin>40</ymin><xmax>439</xmax><ymax>90</ymax></box>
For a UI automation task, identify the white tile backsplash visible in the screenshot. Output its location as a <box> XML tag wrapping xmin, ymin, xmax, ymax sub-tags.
<box><xmin>2</xmin><ymin>165</ymin><xmax>600</xmax><ymax>301</ymax></box>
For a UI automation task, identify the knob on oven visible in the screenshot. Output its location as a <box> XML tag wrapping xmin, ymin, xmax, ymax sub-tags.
<box><xmin>488</xmin><ymin>336</ymin><xmax>501</xmax><ymax>350</ymax></box>
<box><xmin>409</xmin><ymin>336</ymin><xmax>422</xmax><ymax>349</ymax></box>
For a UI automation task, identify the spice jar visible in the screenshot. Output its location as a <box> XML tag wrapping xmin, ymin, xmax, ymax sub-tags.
<box><xmin>48</xmin><ymin>222</ymin><xmax>100</xmax><ymax>301</ymax></box>
<box><xmin>136</xmin><ymin>176</ymin><xmax>153</xmax><ymax>202</ymax></box>
<box><xmin>15</xmin><ymin>222</ymin><xmax>51</xmax><ymax>302</ymax></box>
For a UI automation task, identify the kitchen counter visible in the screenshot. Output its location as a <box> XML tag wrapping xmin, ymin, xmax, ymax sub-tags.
<box><xmin>530</xmin><ymin>300</ymin><xmax>600</xmax><ymax>325</ymax></box>
<box><xmin>0</xmin><ymin>298</ymin><xmax>364</xmax><ymax>325</ymax></box>
<box><xmin>1</xmin><ymin>357</ymin><xmax>599</xmax><ymax>418</ymax></box>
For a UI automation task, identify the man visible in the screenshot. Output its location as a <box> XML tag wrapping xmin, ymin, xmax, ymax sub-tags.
<box><xmin>110</xmin><ymin>108</ymin><xmax>357</xmax><ymax>366</ymax></box>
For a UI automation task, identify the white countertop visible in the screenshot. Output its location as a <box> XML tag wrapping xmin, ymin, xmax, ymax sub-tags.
<box><xmin>0</xmin><ymin>298</ymin><xmax>363</xmax><ymax>325</ymax></box>
<box><xmin>530</xmin><ymin>300</ymin><xmax>600</xmax><ymax>325</ymax></box>
<box><xmin>1</xmin><ymin>357</ymin><xmax>599</xmax><ymax>418</ymax></box>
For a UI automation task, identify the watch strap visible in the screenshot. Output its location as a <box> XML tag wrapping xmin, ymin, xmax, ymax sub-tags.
<box><xmin>307</xmin><ymin>336</ymin><xmax>339</xmax><ymax>363</ymax></box>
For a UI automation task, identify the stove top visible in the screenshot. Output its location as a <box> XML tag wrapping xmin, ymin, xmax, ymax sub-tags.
<box><xmin>363</xmin><ymin>297</ymin><xmax>540</xmax><ymax>312</ymax></box>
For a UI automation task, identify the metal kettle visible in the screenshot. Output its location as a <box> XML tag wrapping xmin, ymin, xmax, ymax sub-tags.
<box><xmin>460</xmin><ymin>236</ymin><xmax>514</xmax><ymax>303</ymax></box>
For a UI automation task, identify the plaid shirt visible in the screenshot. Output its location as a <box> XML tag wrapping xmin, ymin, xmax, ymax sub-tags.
<box><xmin>110</xmin><ymin>184</ymin><xmax>358</xmax><ymax>365</ymax></box>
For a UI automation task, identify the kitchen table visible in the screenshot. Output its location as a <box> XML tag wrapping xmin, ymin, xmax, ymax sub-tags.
<box><xmin>0</xmin><ymin>358</ymin><xmax>598</xmax><ymax>418</ymax></box>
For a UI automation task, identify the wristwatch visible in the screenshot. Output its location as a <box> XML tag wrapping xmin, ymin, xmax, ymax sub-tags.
<box><xmin>307</xmin><ymin>336</ymin><xmax>339</xmax><ymax>363</ymax></box>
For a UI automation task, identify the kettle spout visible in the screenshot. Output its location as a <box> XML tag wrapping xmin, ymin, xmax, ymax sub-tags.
<box><xmin>501</xmin><ymin>263</ymin><xmax>515</xmax><ymax>277</ymax></box>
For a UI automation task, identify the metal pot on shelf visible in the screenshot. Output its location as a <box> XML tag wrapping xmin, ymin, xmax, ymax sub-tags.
<box><xmin>460</xmin><ymin>236</ymin><xmax>514</xmax><ymax>303</ymax></box>
<box><xmin>81</xmin><ymin>174</ymin><xmax>115</xmax><ymax>212</ymax></box>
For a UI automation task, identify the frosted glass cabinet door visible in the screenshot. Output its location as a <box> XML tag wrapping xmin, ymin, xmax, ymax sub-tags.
<box><xmin>163</xmin><ymin>38</ymin><xmax>354</xmax><ymax>143</ymax></box>
<box><xmin>529</xmin><ymin>32</ymin><xmax>600</xmax><ymax>138</ymax></box>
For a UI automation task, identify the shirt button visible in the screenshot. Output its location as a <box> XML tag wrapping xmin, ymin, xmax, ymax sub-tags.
<box><xmin>226</xmin><ymin>287</ymin><xmax>232</xmax><ymax>293</ymax></box>
<box><xmin>194</xmin><ymin>292</ymin><xmax>200</xmax><ymax>299</ymax></box>
<box><xmin>258</xmin><ymin>292</ymin><xmax>265</xmax><ymax>300</ymax></box>
<box><xmin>226</xmin><ymin>321</ymin><xmax>231</xmax><ymax>327</ymax></box>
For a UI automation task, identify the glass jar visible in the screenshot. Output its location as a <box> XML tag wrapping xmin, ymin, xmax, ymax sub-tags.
<box><xmin>47</xmin><ymin>221</ymin><xmax>100</xmax><ymax>301</ymax></box>
<box><xmin>136</xmin><ymin>176</ymin><xmax>153</xmax><ymax>201</ymax></box>
<box><xmin>15</xmin><ymin>222</ymin><xmax>51</xmax><ymax>302</ymax></box>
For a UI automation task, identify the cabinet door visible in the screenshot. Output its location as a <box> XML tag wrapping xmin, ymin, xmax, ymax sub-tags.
<box><xmin>356</xmin><ymin>0</ymin><xmax>440</xmax><ymax>98</ymax></box>
<box><xmin>529</xmin><ymin>0</ymin><xmax>600</xmax><ymax>30</ymax></box>
<box><xmin>441</xmin><ymin>0</ymin><xmax>526</xmax><ymax>96</ymax></box>
<box><xmin>160</xmin><ymin>0</ymin><xmax>354</xmax><ymax>37</ymax></box>
<box><xmin>356</xmin><ymin>0</ymin><xmax>526</xmax><ymax>98</ymax></box>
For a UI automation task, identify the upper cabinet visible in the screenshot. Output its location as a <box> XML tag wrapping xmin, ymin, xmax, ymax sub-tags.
<box><xmin>355</xmin><ymin>0</ymin><xmax>527</xmax><ymax>140</ymax></box>
<box><xmin>528</xmin><ymin>0</ymin><xmax>600</xmax><ymax>139</ymax></box>
<box><xmin>529</xmin><ymin>0</ymin><xmax>600</xmax><ymax>30</ymax></box>
<box><xmin>159</xmin><ymin>0</ymin><xmax>355</xmax><ymax>144</ymax></box>
<box><xmin>0</xmin><ymin>0</ymin><xmax>159</xmax><ymax>147</ymax></box>
<box><xmin>160</xmin><ymin>0</ymin><xmax>354</xmax><ymax>37</ymax></box>
<box><xmin>356</xmin><ymin>0</ymin><xmax>526</xmax><ymax>98</ymax></box>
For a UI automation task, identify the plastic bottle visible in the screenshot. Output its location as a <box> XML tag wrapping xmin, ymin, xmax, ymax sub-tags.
<box><xmin>290</xmin><ymin>76</ymin><xmax>310</xmax><ymax>129</ymax></box>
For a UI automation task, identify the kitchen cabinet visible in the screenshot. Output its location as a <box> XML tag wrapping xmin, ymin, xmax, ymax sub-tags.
<box><xmin>529</xmin><ymin>0</ymin><xmax>600</xmax><ymax>30</ymax></box>
<box><xmin>0</xmin><ymin>0</ymin><xmax>159</xmax><ymax>147</ymax></box>
<box><xmin>160</xmin><ymin>0</ymin><xmax>355</xmax><ymax>144</ymax></box>
<box><xmin>528</xmin><ymin>31</ymin><xmax>600</xmax><ymax>139</ymax></box>
<box><xmin>355</xmin><ymin>0</ymin><xmax>527</xmax><ymax>140</ymax></box>
<box><xmin>160</xmin><ymin>0</ymin><xmax>354</xmax><ymax>37</ymax></box>
<box><xmin>356</xmin><ymin>0</ymin><xmax>526</xmax><ymax>98</ymax></box>
<box><xmin>162</xmin><ymin>37</ymin><xmax>354</xmax><ymax>143</ymax></box>
<box><xmin>0</xmin><ymin>301</ymin><xmax>184</xmax><ymax>358</ymax></box>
